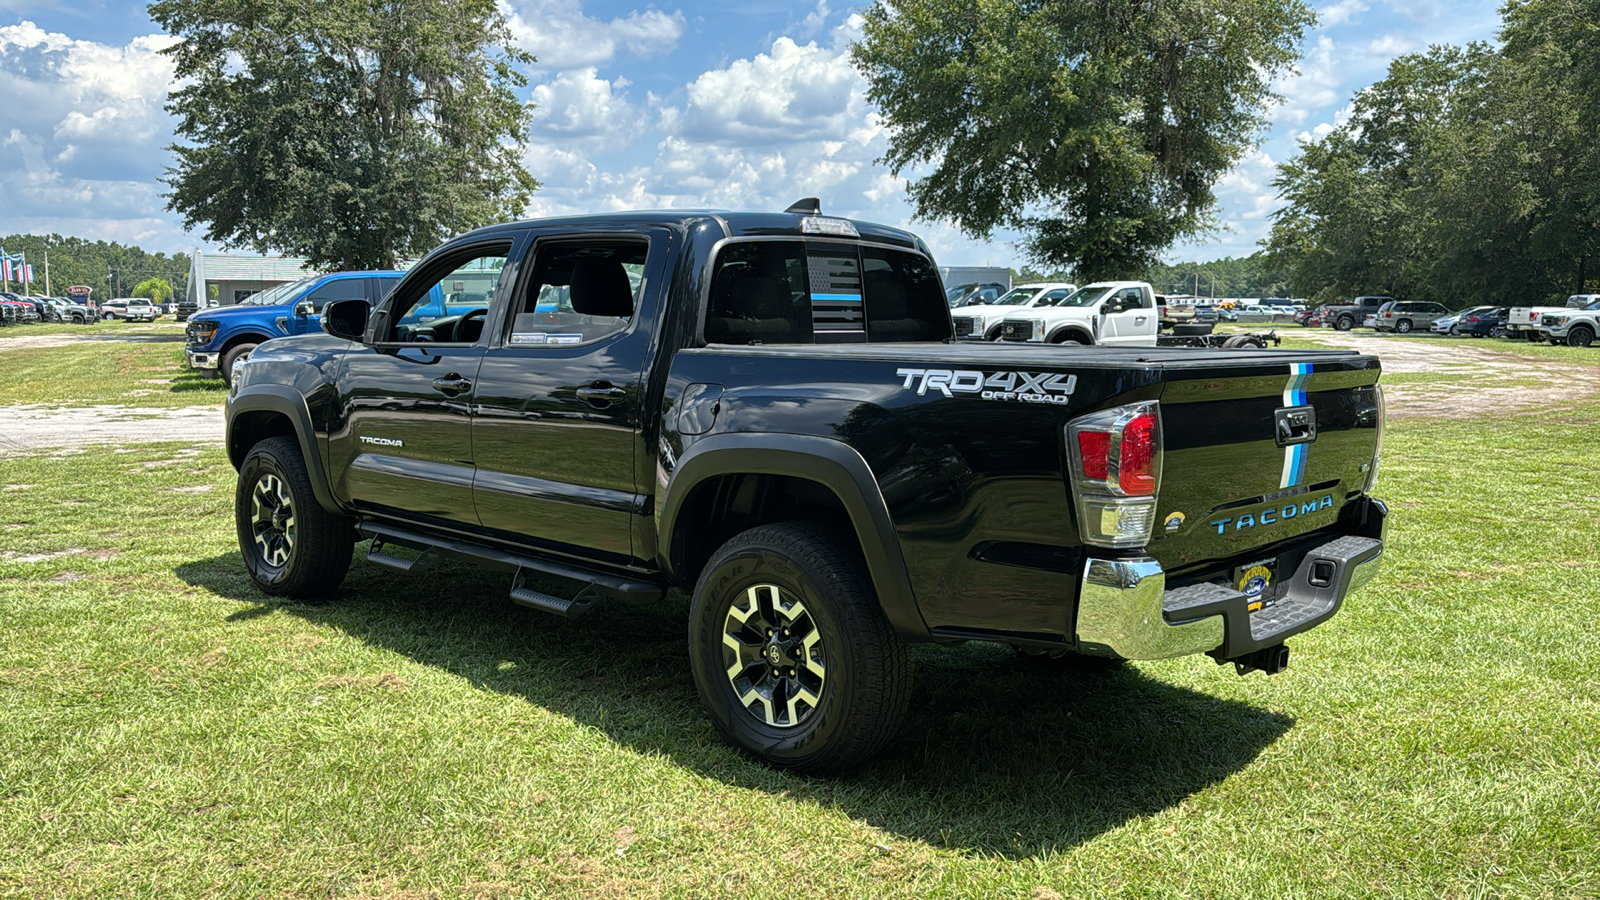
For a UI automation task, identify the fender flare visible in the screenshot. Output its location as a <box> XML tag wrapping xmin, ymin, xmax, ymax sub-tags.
<box><xmin>227</xmin><ymin>385</ymin><xmax>340</xmax><ymax>514</ymax></box>
<box><xmin>658</xmin><ymin>432</ymin><xmax>930</xmax><ymax>641</ymax></box>
<box><xmin>1047</xmin><ymin>324</ymin><xmax>1094</xmax><ymax>344</ymax></box>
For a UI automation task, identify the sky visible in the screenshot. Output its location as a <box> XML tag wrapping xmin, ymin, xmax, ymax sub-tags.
<box><xmin>0</xmin><ymin>0</ymin><xmax>1506</xmax><ymax>269</ymax></box>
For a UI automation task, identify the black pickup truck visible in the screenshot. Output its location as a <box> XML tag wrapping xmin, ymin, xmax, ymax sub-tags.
<box><xmin>224</xmin><ymin>202</ymin><xmax>1388</xmax><ymax>773</ymax></box>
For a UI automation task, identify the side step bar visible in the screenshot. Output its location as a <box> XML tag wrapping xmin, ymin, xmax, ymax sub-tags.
<box><xmin>357</xmin><ymin>523</ymin><xmax>664</xmax><ymax>618</ymax></box>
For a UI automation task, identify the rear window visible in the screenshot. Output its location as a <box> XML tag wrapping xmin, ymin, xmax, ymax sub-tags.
<box><xmin>705</xmin><ymin>240</ymin><xmax>950</xmax><ymax>344</ymax></box>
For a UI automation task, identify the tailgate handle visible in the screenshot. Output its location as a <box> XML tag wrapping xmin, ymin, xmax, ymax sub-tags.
<box><xmin>1275</xmin><ymin>406</ymin><xmax>1317</xmax><ymax>446</ymax></box>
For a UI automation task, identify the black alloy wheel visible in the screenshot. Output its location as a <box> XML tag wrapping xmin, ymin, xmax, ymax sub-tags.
<box><xmin>1568</xmin><ymin>325</ymin><xmax>1595</xmax><ymax>348</ymax></box>
<box><xmin>689</xmin><ymin>523</ymin><xmax>911</xmax><ymax>773</ymax></box>
<box><xmin>235</xmin><ymin>436</ymin><xmax>354</xmax><ymax>598</ymax></box>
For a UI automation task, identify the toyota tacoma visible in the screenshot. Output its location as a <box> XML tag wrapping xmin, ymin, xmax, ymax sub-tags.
<box><xmin>223</xmin><ymin>202</ymin><xmax>1389</xmax><ymax>773</ymax></box>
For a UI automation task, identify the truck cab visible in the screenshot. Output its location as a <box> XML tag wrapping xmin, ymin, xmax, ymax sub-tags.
<box><xmin>184</xmin><ymin>270</ymin><xmax>405</xmax><ymax>383</ymax></box>
<box><xmin>950</xmin><ymin>282</ymin><xmax>1075</xmax><ymax>340</ymax></box>
<box><xmin>995</xmin><ymin>281</ymin><xmax>1160</xmax><ymax>345</ymax></box>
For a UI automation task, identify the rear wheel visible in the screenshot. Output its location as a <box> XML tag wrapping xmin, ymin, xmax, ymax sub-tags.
<box><xmin>221</xmin><ymin>342</ymin><xmax>259</xmax><ymax>385</ymax></box>
<box><xmin>689</xmin><ymin>523</ymin><xmax>911</xmax><ymax>774</ymax></box>
<box><xmin>235</xmin><ymin>436</ymin><xmax>354</xmax><ymax>598</ymax></box>
<box><xmin>1395</xmin><ymin>319</ymin><xmax>1413</xmax><ymax>333</ymax></box>
<box><xmin>1335</xmin><ymin>316</ymin><xmax>1354</xmax><ymax>331</ymax></box>
<box><xmin>1567</xmin><ymin>325</ymin><xmax>1595</xmax><ymax>348</ymax></box>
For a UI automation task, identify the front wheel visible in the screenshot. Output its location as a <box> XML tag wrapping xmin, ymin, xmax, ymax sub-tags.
<box><xmin>235</xmin><ymin>436</ymin><xmax>354</xmax><ymax>598</ymax></box>
<box><xmin>689</xmin><ymin>523</ymin><xmax>911</xmax><ymax>774</ymax></box>
<box><xmin>1568</xmin><ymin>325</ymin><xmax>1595</xmax><ymax>348</ymax></box>
<box><xmin>220</xmin><ymin>342</ymin><xmax>258</xmax><ymax>385</ymax></box>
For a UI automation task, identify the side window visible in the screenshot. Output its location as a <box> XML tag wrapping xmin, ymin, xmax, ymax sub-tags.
<box><xmin>303</xmin><ymin>278</ymin><xmax>366</xmax><ymax>312</ymax></box>
<box><xmin>371</xmin><ymin>277</ymin><xmax>401</xmax><ymax>303</ymax></box>
<box><xmin>1038</xmin><ymin>288</ymin><xmax>1072</xmax><ymax>304</ymax></box>
<box><xmin>859</xmin><ymin>245</ymin><xmax>950</xmax><ymax>342</ymax></box>
<box><xmin>506</xmin><ymin>239</ymin><xmax>644</xmax><ymax>347</ymax></box>
<box><xmin>385</xmin><ymin>246</ymin><xmax>510</xmax><ymax>344</ymax></box>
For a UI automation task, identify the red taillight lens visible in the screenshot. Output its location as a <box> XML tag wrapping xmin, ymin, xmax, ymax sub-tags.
<box><xmin>1119</xmin><ymin>412</ymin><xmax>1158</xmax><ymax>495</ymax></box>
<box><xmin>1078</xmin><ymin>431</ymin><xmax>1110</xmax><ymax>480</ymax></box>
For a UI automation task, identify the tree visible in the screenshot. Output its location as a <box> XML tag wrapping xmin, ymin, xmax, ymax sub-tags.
<box><xmin>131</xmin><ymin>278</ymin><xmax>175</xmax><ymax>302</ymax></box>
<box><xmin>151</xmin><ymin>0</ymin><xmax>539</xmax><ymax>271</ymax></box>
<box><xmin>852</xmin><ymin>0</ymin><xmax>1314</xmax><ymax>281</ymax></box>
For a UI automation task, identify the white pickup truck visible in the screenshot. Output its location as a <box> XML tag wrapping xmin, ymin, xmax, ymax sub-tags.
<box><xmin>1507</xmin><ymin>294</ymin><xmax>1600</xmax><ymax>341</ymax></box>
<box><xmin>1535</xmin><ymin>300</ymin><xmax>1600</xmax><ymax>347</ymax></box>
<box><xmin>951</xmin><ymin>282</ymin><xmax>1075</xmax><ymax>340</ymax></box>
<box><xmin>996</xmin><ymin>281</ymin><xmax>1161</xmax><ymax>346</ymax></box>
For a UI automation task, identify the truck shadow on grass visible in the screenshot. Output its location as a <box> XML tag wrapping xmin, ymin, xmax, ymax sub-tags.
<box><xmin>177</xmin><ymin>552</ymin><xmax>1292</xmax><ymax>858</ymax></box>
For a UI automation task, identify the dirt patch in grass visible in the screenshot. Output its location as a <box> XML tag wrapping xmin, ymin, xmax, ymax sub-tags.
<box><xmin>1295</xmin><ymin>330</ymin><xmax>1600</xmax><ymax>417</ymax></box>
<box><xmin>317</xmin><ymin>673</ymin><xmax>410</xmax><ymax>690</ymax></box>
<box><xmin>0</xmin><ymin>404</ymin><xmax>222</xmax><ymax>451</ymax></box>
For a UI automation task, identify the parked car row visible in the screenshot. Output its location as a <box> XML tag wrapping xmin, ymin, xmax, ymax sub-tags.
<box><xmin>1302</xmin><ymin>293</ymin><xmax>1600</xmax><ymax>346</ymax></box>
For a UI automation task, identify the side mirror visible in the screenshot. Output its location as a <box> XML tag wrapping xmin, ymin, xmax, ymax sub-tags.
<box><xmin>322</xmin><ymin>298</ymin><xmax>370</xmax><ymax>340</ymax></box>
<box><xmin>294</xmin><ymin>299</ymin><xmax>315</xmax><ymax>317</ymax></box>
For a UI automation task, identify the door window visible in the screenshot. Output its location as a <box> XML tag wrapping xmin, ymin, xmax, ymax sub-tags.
<box><xmin>303</xmin><ymin>278</ymin><xmax>366</xmax><ymax>311</ymax></box>
<box><xmin>505</xmin><ymin>240</ymin><xmax>645</xmax><ymax>347</ymax></box>
<box><xmin>384</xmin><ymin>246</ymin><xmax>511</xmax><ymax>344</ymax></box>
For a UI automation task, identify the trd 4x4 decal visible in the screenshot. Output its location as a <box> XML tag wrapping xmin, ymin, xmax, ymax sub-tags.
<box><xmin>896</xmin><ymin>368</ymin><xmax>1077</xmax><ymax>403</ymax></box>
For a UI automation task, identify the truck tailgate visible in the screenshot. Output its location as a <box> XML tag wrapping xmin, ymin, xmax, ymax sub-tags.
<box><xmin>1151</xmin><ymin>356</ymin><xmax>1381</xmax><ymax>578</ymax></box>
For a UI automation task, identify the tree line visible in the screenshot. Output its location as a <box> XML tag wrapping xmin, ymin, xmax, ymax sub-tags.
<box><xmin>0</xmin><ymin>234</ymin><xmax>190</xmax><ymax>302</ymax></box>
<box><xmin>1265</xmin><ymin>0</ymin><xmax>1600</xmax><ymax>306</ymax></box>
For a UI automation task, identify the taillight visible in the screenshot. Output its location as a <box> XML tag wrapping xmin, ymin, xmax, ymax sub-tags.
<box><xmin>1364</xmin><ymin>385</ymin><xmax>1385</xmax><ymax>494</ymax></box>
<box><xmin>1066</xmin><ymin>401</ymin><xmax>1163</xmax><ymax>548</ymax></box>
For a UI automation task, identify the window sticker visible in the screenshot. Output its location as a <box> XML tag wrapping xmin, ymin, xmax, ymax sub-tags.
<box><xmin>547</xmin><ymin>333</ymin><xmax>584</xmax><ymax>345</ymax></box>
<box><xmin>509</xmin><ymin>332</ymin><xmax>548</xmax><ymax>345</ymax></box>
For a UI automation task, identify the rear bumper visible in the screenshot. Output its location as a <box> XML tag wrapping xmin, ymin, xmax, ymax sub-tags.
<box><xmin>1075</xmin><ymin>499</ymin><xmax>1387</xmax><ymax>661</ymax></box>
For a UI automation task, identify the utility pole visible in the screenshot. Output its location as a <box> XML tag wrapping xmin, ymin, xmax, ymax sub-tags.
<box><xmin>43</xmin><ymin>248</ymin><xmax>50</xmax><ymax>296</ymax></box>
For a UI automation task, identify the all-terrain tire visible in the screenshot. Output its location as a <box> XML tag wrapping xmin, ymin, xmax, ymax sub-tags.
<box><xmin>236</xmin><ymin>436</ymin><xmax>354</xmax><ymax>599</ymax></box>
<box><xmin>1567</xmin><ymin>325</ymin><xmax>1594</xmax><ymax>348</ymax></box>
<box><xmin>221</xmin><ymin>342</ymin><xmax>259</xmax><ymax>385</ymax></box>
<box><xmin>689</xmin><ymin>523</ymin><xmax>912</xmax><ymax>774</ymax></box>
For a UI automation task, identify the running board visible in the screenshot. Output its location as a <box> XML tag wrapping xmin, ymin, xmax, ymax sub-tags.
<box><xmin>355</xmin><ymin>523</ymin><xmax>664</xmax><ymax>611</ymax></box>
<box><xmin>510</xmin><ymin>575</ymin><xmax>603</xmax><ymax>619</ymax></box>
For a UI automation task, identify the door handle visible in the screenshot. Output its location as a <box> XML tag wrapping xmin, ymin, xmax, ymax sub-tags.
<box><xmin>576</xmin><ymin>383</ymin><xmax>627</xmax><ymax>407</ymax></box>
<box><xmin>431</xmin><ymin>375</ymin><xmax>472</xmax><ymax>396</ymax></box>
<box><xmin>1135</xmin><ymin>315</ymin><xmax>1147</xmax><ymax>323</ymax></box>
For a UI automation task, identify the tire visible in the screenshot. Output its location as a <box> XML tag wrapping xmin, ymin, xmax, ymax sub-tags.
<box><xmin>1050</xmin><ymin>331</ymin><xmax>1094</xmax><ymax>344</ymax></box>
<box><xmin>1335</xmin><ymin>316</ymin><xmax>1354</xmax><ymax>331</ymax></box>
<box><xmin>1567</xmin><ymin>325</ymin><xmax>1595</xmax><ymax>348</ymax></box>
<box><xmin>103</xmin><ymin>312</ymin><xmax>117</xmax><ymax>321</ymax></box>
<box><xmin>235</xmin><ymin>436</ymin><xmax>354</xmax><ymax>599</ymax></box>
<box><xmin>1221</xmin><ymin>334</ymin><xmax>1264</xmax><ymax>349</ymax></box>
<box><xmin>1395</xmin><ymin>319</ymin><xmax>1413</xmax><ymax>333</ymax></box>
<box><xmin>1449</xmin><ymin>324</ymin><xmax>1460</xmax><ymax>336</ymax></box>
<box><xmin>220</xmin><ymin>343</ymin><xmax>259</xmax><ymax>385</ymax></box>
<box><xmin>689</xmin><ymin>523</ymin><xmax>912</xmax><ymax>774</ymax></box>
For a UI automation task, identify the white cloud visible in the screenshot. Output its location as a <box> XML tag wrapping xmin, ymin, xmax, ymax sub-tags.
<box><xmin>1317</xmin><ymin>0</ymin><xmax>1368</xmax><ymax>28</ymax></box>
<box><xmin>503</xmin><ymin>0</ymin><xmax>685</xmax><ymax>70</ymax></box>
<box><xmin>528</xmin><ymin>67</ymin><xmax>647</xmax><ymax>145</ymax></box>
<box><xmin>672</xmin><ymin>28</ymin><xmax>867</xmax><ymax>146</ymax></box>
<box><xmin>0</xmin><ymin>21</ymin><xmax>186</xmax><ymax>245</ymax></box>
<box><xmin>1366</xmin><ymin>34</ymin><xmax>1416</xmax><ymax>56</ymax></box>
<box><xmin>1274</xmin><ymin>35</ymin><xmax>1342</xmax><ymax>126</ymax></box>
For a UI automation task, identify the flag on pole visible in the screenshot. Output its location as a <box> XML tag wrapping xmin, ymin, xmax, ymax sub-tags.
<box><xmin>25</xmin><ymin>264</ymin><xmax>34</xmax><ymax>283</ymax></box>
<box><xmin>2</xmin><ymin>258</ymin><xmax>11</xmax><ymax>281</ymax></box>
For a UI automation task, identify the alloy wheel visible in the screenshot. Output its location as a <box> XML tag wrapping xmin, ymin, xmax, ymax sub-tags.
<box><xmin>249</xmin><ymin>473</ymin><xmax>296</xmax><ymax>568</ymax></box>
<box><xmin>721</xmin><ymin>583</ymin><xmax>827</xmax><ymax>728</ymax></box>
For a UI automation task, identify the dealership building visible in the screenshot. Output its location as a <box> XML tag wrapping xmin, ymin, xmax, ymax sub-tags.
<box><xmin>186</xmin><ymin>253</ymin><xmax>319</xmax><ymax>306</ymax></box>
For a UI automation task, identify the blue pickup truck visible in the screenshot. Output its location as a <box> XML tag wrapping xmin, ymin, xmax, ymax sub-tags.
<box><xmin>185</xmin><ymin>271</ymin><xmax>405</xmax><ymax>383</ymax></box>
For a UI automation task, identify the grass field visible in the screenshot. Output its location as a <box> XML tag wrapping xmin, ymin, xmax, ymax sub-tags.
<box><xmin>0</xmin><ymin>339</ymin><xmax>226</xmax><ymax>409</ymax></box>
<box><xmin>2</xmin><ymin>339</ymin><xmax>1598</xmax><ymax>898</ymax></box>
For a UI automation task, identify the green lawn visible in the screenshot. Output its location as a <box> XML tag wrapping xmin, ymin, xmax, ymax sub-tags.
<box><xmin>1</xmin><ymin>345</ymin><xmax>1597</xmax><ymax>897</ymax></box>
<box><xmin>0</xmin><ymin>341</ymin><xmax>226</xmax><ymax>409</ymax></box>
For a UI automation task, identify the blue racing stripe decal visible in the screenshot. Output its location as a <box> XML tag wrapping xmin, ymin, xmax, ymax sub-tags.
<box><xmin>1279</xmin><ymin>362</ymin><xmax>1314</xmax><ymax>488</ymax></box>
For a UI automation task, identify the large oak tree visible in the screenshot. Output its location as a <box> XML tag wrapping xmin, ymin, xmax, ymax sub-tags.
<box><xmin>151</xmin><ymin>0</ymin><xmax>538</xmax><ymax>270</ymax></box>
<box><xmin>852</xmin><ymin>0</ymin><xmax>1314</xmax><ymax>280</ymax></box>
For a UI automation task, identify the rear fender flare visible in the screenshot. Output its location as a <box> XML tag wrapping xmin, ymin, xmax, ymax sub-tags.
<box><xmin>227</xmin><ymin>386</ymin><xmax>340</xmax><ymax>514</ymax></box>
<box><xmin>658</xmin><ymin>433</ymin><xmax>930</xmax><ymax>641</ymax></box>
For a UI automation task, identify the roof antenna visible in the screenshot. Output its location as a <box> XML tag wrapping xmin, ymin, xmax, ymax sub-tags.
<box><xmin>785</xmin><ymin>197</ymin><xmax>822</xmax><ymax>215</ymax></box>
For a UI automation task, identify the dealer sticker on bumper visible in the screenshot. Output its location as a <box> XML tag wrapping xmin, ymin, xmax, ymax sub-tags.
<box><xmin>1234</xmin><ymin>557</ymin><xmax>1279</xmax><ymax>612</ymax></box>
